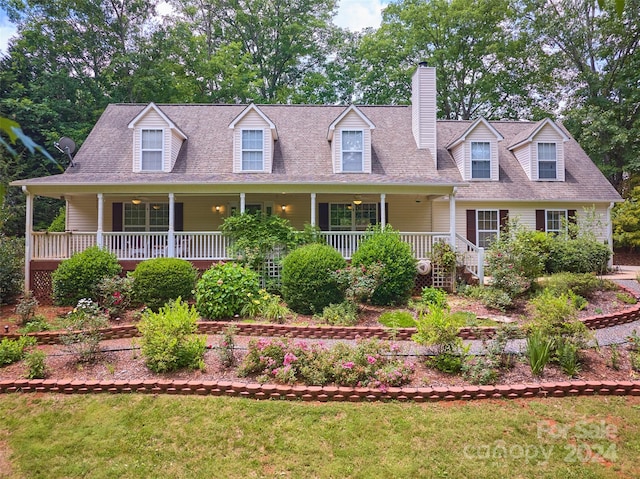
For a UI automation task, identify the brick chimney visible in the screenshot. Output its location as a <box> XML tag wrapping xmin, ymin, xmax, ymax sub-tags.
<box><xmin>412</xmin><ymin>62</ymin><xmax>437</xmax><ymax>165</ymax></box>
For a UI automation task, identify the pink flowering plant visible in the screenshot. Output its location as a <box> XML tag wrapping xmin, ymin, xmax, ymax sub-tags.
<box><xmin>332</xmin><ymin>261</ymin><xmax>385</xmax><ymax>304</ymax></box>
<box><xmin>238</xmin><ymin>337</ymin><xmax>413</xmax><ymax>388</ymax></box>
<box><xmin>96</xmin><ymin>275</ymin><xmax>133</xmax><ymax>318</ymax></box>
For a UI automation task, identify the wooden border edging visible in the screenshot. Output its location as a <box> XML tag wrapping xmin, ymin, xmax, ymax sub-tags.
<box><xmin>1</xmin><ymin>379</ymin><xmax>639</xmax><ymax>402</ymax></box>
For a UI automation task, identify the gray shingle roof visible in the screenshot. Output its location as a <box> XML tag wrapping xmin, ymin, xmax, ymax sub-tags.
<box><xmin>15</xmin><ymin>103</ymin><xmax>621</xmax><ymax>203</ymax></box>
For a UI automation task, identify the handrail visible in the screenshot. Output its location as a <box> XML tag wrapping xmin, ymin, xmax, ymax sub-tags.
<box><xmin>455</xmin><ymin>233</ymin><xmax>485</xmax><ymax>285</ymax></box>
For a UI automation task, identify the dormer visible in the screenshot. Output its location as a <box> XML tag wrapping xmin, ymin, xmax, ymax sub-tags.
<box><xmin>128</xmin><ymin>103</ymin><xmax>187</xmax><ymax>173</ymax></box>
<box><xmin>446</xmin><ymin>117</ymin><xmax>504</xmax><ymax>181</ymax></box>
<box><xmin>327</xmin><ymin>105</ymin><xmax>375</xmax><ymax>173</ymax></box>
<box><xmin>508</xmin><ymin>118</ymin><xmax>569</xmax><ymax>181</ymax></box>
<box><xmin>229</xmin><ymin>104</ymin><xmax>278</xmax><ymax>173</ymax></box>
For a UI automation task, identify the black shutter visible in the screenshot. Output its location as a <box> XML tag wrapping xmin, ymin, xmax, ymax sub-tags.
<box><xmin>466</xmin><ymin>209</ymin><xmax>476</xmax><ymax>245</ymax></box>
<box><xmin>567</xmin><ymin>209</ymin><xmax>577</xmax><ymax>225</ymax></box>
<box><xmin>499</xmin><ymin>210</ymin><xmax>509</xmax><ymax>232</ymax></box>
<box><xmin>536</xmin><ymin>210</ymin><xmax>546</xmax><ymax>231</ymax></box>
<box><xmin>174</xmin><ymin>203</ymin><xmax>184</xmax><ymax>231</ymax></box>
<box><xmin>319</xmin><ymin>203</ymin><xmax>329</xmax><ymax>231</ymax></box>
<box><xmin>112</xmin><ymin>203</ymin><xmax>123</xmax><ymax>231</ymax></box>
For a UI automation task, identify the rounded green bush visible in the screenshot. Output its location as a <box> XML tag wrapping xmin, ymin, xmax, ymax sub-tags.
<box><xmin>52</xmin><ymin>246</ymin><xmax>121</xmax><ymax>306</ymax></box>
<box><xmin>546</xmin><ymin>238</ymin><xmax>611</xmax><ymax>275</ymax></box>
<box><xmin>281</xmin><ymin>243</ymin><xmax>347</xmax><ymax>314</ymax></box>
<box><xmin>131</xmin><ymin>258</ymin><xmax>197</xmax><ymax>311</ymax></box>
<box><xmin>351</xmin><ymin>227</ymin><xmax>416</xmax><ymax>306</ymax></box>
<box><xmin>195</xmin><ymin>262</ymin><xmax>260</xmax><ymax>319</ymax></box>
<box><xmin>0</xmin><ymin>235</ymin><xmax>24</xmax><ymax>305</ymax></box>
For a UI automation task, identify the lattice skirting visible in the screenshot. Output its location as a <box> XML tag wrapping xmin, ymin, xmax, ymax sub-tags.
<box><xmin>32</xmin><ymin>270</ymin><xmax>54</xmax><ymax>305</ymax></box>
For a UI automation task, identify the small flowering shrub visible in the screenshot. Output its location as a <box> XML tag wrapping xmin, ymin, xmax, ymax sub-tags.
<box><xmin>195</xmin><ymin>262</ymin><xmax>261</xmax><ymax>320</ymax></box>
<box><xmin>137</xmin><ymin>298</ymin><xmax>206</xmax><ymax>373</ymax></box>
<box><xmin>96</xmin><ymin>275</ymin><xmax>134</xmax><ymax>318</ymax></box>
<box><xmin>240</xmin><ymin>289</ymin><xmax>294</xmax><ymax>323</ymax></box>
<box><xmin>131</xmin><ymin>258</ymin><xmax>197</xmax><ymax>311</ymax></box>
<box><xmin>238</xmin><ymin>338</ymin><xmax>413</xmax><ymax>389</ymax></box>
<box><xmin>0</xmin><ymin>336</ymin><xmax>36</xmax><ymax>366</ymax></box>
<box><xmin>314</xmin><ymin>301</ymin><xmax>359</xmax><ymax>326</ymax></box>
<box><xmin>332</xmin><ymin>262</ymin><xmax>385</xmax><ymax>303</ymax></box>
<box><xmin>60</xmin><ymin>298</ymin><xmax>109</xmax><ymax>363</ymax></box>
<box><xmin>217</xmin><ymin>325</ymin><xmax>237</xmax><ymax>368</ymax></box>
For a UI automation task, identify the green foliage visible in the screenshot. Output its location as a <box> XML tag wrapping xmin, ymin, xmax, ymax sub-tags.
<box><xmin>429</xmin><ymin>241</ymin><xmax>457</xmax><ymax>273</ymax></box>
<box><xmin>238</xmin><ymin>337</ymin><xmax>413</xmax><ymax>389</ymax></box>
<box><xmin>526</xmin><ymin>330</ymin><xmax>553</xmax><ymax>377</ymax></box>
<box><xmin>616</xmin><ymin>292</ymin><xmax>637</xmax><ymax>305</ymax></box>
<box><xmin>332</xmin><ymin>262</ymin><xmax>385</xmax><ymax>304</ymax></box>
<box><xmin>557</xmin><ymin>339</ymin><xmax>581</xmax><ymax>377</ymax></box>
<box><xmin>486</xmin><ymin>221</ymin><xmax>545</xmax><ymax>298</ymax></box>
<box><xmin>195</xmin><ymin>262</ymin><xmax>261</xmax><ymax>320</ymax></box>
<box><xmin>281</xmin><ymin>243</ymin><xmax>346</xmax><ymax>314</ymax></box>
<box><xmin>315</xmin><ymin>301</ymin><xmax>359</xmax><ymax>326</ymax></box>
<box><xmin>240</xmin><ymin>289</ymin><xmax>293</xmax><ymax>324</ymax></box>
<box><xmin>351</xmin><ymin>226</ymin><xmax>416</xmax><ymax>306</ymax></box>
<box><xmin>131</xmin><ymin>258</ymin><xmax>197</xmax><ymax>312</ymax></box>
<box><xmin>24</xmin><ymin>349</ymin><xmax>47</xmax><ymax>379</ymax></box>
<box><xmin>60</xmin><ymin>299</ymin><xmax>109</xmax><ymax>363</ymax></box>
<box><xmin>47</xmin><ymin>207</ymin><xmax>65</xmax><ymax>232</ymax></box>
<box><xmin>217</xmin><ymin>326</ymin><xmax>237</xmax><ymax>368</ymax></box>
<box><xmin>613</xmin><ymin>187</ymin><xmax>640</xmax><ymax>250</ymax></box>
<box><xmin>0</xmin><ymin>234</ymin><xmax>24</xmax><ymax>305</ymax></box>
<box><xmin>52</xmin><ymin>246</ymin><xmax>121</xmax><ymax>306</ymax></box>
<box><xmin>0</xmin><ymin>336</ymin><xmax>35</xmax><ymax>366</ymax></box>
<box><xmin>546</xmin><ymin>238</ymin><xmax>611</xmax><ymax>275</ymax></box>
<box><xmin>459</xmin><ymin>284</ymin><xmax>512</xmax><ymax>312</ymax></box>
<box><xmin>420</xmin><ymin>287</ymin><xmax>449</xmax><ymax>309</ymax></box>
<box><xmin>96</xmin><ymin>275</ymin><xmax>134</xmax><ymax>318</ymax></box>
<box><xmin>17</xmin><ymin>315</ymin><xmax>51</xmax><ymax>334</ymax></box>
<box><xmin>378</xmin><ymin>310</ymin><xmax>416</xmax><ymax>328</ymax></box>
<box><xmin>539</xmin><ymin>272</ymin><xmax>608</xmax><ymax>298</ymax></box>
<box><xmin>14</xmin><ymin>291</ymin><xmax>38</xmax><ymax>325</ymax></box>
<box><xmin>137</xmin><ymin>298</ymin><xmax>206</xmax><ymax>373</ymax></box>
<box><xmin>609</xmin><ymin>344</ymin><xmax>621</xmax><ymax>370</ymax></box>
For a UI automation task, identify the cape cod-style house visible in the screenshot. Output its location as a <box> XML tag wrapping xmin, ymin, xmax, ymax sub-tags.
<box><xmin>12</xmin><ymin>63</ymin><xmax>622</xmax><ymax>301</ymax></box>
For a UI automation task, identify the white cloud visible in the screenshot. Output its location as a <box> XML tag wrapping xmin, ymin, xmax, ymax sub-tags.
<box><xmin>0</xmin><ymin>24</ymin><xmax>16</xmax><ymax>55</ymax></box>
<box><xmin>334</xmin><ymin>0</ymin><xmax>386</xmax><ymax>32</ymax></box>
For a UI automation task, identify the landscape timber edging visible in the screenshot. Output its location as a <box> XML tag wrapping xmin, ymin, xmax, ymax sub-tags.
<box><xmin>1</xmin><ymin>378</ymin><xmax>639</xmax><ymax>402</ymax></box>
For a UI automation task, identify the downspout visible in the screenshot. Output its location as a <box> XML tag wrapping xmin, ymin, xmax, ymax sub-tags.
<box><xmin>607</xmin><ymin>202</ymin><xmax>614</xmax><ymax>270</ymax></box>
<box><xmin>449</xmin><ymin>187</ymin><xmax>457</xmax><ymax>247</ymax></box>
<box><xmin>22</xmin><ymin>186</ymin><xmax>32</xmax><ymax>293</ymax></box>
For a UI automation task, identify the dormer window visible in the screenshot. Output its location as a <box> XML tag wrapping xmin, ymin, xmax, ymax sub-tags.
<box><xmin>141</xmin><ymin>129</ymin><xmax>163</xmax><ymax>171</ymax></box>
<box><xmin>342</xmin><ymin>130</ymin><xmax>364</xmax><ymax>172</ymax></box>
<box><xmin>242</xmin><ymin>129</ymin><xmax>264</xmax><ymax>171</ymax></box>
<box><xmin>471</xmin><ymin>141</ymin><xmax>491</xmax><ymax>179</ymax></box>
<box><xmin>538</xmin><ymin>142</ymin><xmax>557</xmax><ymax>179</ymax></box>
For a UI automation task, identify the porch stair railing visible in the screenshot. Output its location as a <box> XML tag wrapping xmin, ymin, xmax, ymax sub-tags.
<box><xmin>455</xmin><ymin>233</ymin><xmax>485</xmax><ymax>285</ymax></box>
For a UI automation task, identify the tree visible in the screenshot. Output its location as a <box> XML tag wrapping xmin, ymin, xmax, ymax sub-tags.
<box><xmin>613</xmin><ymin>186</ymin><xmax>640</xmax><ymax>251</ymax></box>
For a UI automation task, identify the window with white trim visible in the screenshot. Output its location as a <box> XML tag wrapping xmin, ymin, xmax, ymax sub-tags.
<box><xmin>477</xmin><ymin>210</ymin><xmax>499</xmax><ymax>248</ymax></box>
<box><xmin>330</xmin><ymin>203</ymin><xmax>377</xmax><ymax>231</ymax></box>
<box><xmin>471</xmin><ymin>141</ymin><xmax>491</xmax><ymax>179</ymax></box>
<box><xmin>141</xmin><ymin>129</ymin><xmax>163</xmax><ymax>171</ymax></box>
<box><xmin>546</xmin><ymin>210</ymin><xmax>567</xmax><ymax>234</ymax></box>
<box><xmin>538</xmin><ymin>142</ymin><xmax>557</xmax><ymax>179</ymax></box>
<box><xmin>341</xmin><ymin>130</ymin><xmax>363</xmax><ymax>172</ymax></box>
<box><xmin>241</xmin><ymin>129</ymin><xmax>264</xmax><ymax>171</ymax></box>
<box><xmin>124</xmin><ymin>203</ymin><xmax>169</xmax><ymax>232</ymax></box>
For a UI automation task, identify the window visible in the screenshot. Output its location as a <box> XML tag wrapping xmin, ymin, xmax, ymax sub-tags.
<box><xmin>538</xmin><ymin>142</ymin><xmax>557</xmax><ymax>179</ymax></box>
<box><xmin>477</xmin><ymin>210</ymin><xmax>499</xmax><ymax>248</ymax></box>
<box><xmin>546</xmin><ymin>210</ymin><xmax>567</xmax><ymax>234</ymax></box>
<box><xmin>341</xmin><ymin>130</ymin><xmax>363</xmax><ymax>172</ymax></box>
<box><xmin>124</xmin><ymin>203</ymin><xmax>169</xmax><ymax>232</ymax></box>
<box><xmin>471</xmin><ymin>141</ymin><xmax>491</xmax><ymax>179</ymax></box>
<box><xmin>141</xmin><ymin>130</ymin><xmax>163</xmax><ymax>171</ymax></box>
<box><xmin>330</xmin><ymin>203</ymin><xmax>377</xmax><ymax>231</ymax></box>
<box><xmin>242</xmin><ymin>130</ymin><xmax>264</xmax><ymax>170</ymax></box>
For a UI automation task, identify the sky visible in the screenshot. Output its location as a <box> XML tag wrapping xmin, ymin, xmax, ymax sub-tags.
<box><xmin>0</xmin><ymin>0</ymin><xmax>388</xmax><ymax>56</ymax></box>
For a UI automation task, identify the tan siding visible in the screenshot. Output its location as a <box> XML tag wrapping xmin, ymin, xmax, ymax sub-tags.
<box><xmin>450</xmin><ymin>143</ymin><xmax>465</xmax><ymax>179</ymax></box>
<box><xmin>533</xmin><ymin>124</ymin><xmax>565</xmax><ymax>181</ymax></box>
<box><xmin>512</xmin><ymin>144</ymin><xmax>532</xmax><ymax>179</ymax></box>
<box><xmin>411</xmin><ymin>66</ymin><xmax>437</xmax><ymax>163</ymax></box>
<box><xmin>67</xmin><ymin>197</ymin><xmax>97</xmax><ymax>231</ymax></box>
<box><xmin>467</xmin><ymin>123</ymin><xmax>499</xmax><ymax>181</ymax></box>
<box><xmin>233</xmin><ymin>110</ymin><xmax>272</xmax><ymax>173</ymax></box>
<box><xmin>334</xmin><ymin>111</ymin><xmax>372</xmax><ymax>174</ymax></box>
<box><xmin>385</xmin><ymin>195</ymin><xmax>432</xmax><ymax>231</ymax></box>
<box><xmin>134</xmin><ymin>110</ymin><xmax>170</xmax><ymax>172</ymax></box>
<box><xmin>170</xmin><ymin>130</ymin><xmax>183</xmax><ymax>171</ymax></box>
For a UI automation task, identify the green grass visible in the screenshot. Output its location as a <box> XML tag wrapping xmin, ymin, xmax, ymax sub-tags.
<box><xmin>1</xmin><ymin>395</ymin><xmax>639</xmax><ymax>478</ymax></box>
<box><xmin>378</xmin><ymin>310</ymin><xmax>416</xmax><ymax>328</ymax></box>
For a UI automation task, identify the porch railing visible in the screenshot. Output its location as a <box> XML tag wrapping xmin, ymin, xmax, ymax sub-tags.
<box><xmin>30</xmin><ymin>232</ymin><xmax>482</xmax><ymax>281</ymax></box>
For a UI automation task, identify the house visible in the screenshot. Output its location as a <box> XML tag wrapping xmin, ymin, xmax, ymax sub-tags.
<box><xmin>12</xmin><ymin>63</ymin><xmax>622</xmax><ymax>301</ymax></box>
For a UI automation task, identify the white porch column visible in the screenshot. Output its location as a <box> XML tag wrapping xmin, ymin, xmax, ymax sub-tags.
<box><xmin>310</xmin><ymin>193</ymin><xmax>316</xmax><ymax>226</ymax></box>
<box><xmin>380</xmin><ymin>193</ymin><xmax>386</xmax><ymax>228</ymax></box>
<box><xmin>96</xmin><ymin>193</ymin><xmax>104</xmax><ymax>248</ymax></box>
<box><xmin>240</xmin><ymin>193</ymin><xmax>246</xmax><ymax>213</ymax></box>
<box><xmin>607</xmin><ymin>202</ymin><xmax>614</xmax><ymax>269</ymax></box>
<box><xmin>449</xmin><ymin>187</ymin><xmax>457</xmax><ymax>247</ymax></box>
<box><xmin>168</xmin><ymin>193</ymin><xmax>175</xmax><ymax>257</ymax></box>
<box><xmin>23</xmin><ymin>187</ymin><xmax>33</xmax><ymax>292</ymax></box>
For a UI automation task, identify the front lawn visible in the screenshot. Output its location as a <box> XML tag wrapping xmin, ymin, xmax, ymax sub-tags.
<box><xmin>1</xmin><ymin>395</ymin><xmax>639</xmax><ymax>478</ymax></box>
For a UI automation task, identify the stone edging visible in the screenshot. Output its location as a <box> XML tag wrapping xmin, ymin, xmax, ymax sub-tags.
<box><xmin>1</xmin><ymin>379</ymin><xmax>639</xmax><ymax>402</ymax></box>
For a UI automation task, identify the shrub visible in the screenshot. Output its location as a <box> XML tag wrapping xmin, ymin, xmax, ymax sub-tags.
<box><xmin>378</xmin><ymin>310</ymin><xmax>416</xmax><ymax>328</ymax></box>
<box><xmin>557</xmin><ymin>339</ymin><xmax>581</xmax><ymax>377</ymax></box>
<box><xmin>0</xmin><ymin>336</ymin><xmax>35</xmax><ymax>366</ymax></box>
<box><xmin>52</xmin><ymin>246</ymin><xmax>121</xmax><ymax>306</ymax></box>
<box><xmin>539</xmin><ymin>272</ymin><xmax>604</xmax><ymax>298</ymax></box>
<box><xmin>47</xmin><ymin>207</ymin><xmax>65</xmax><ymax>232</ymax></box>
<box><xmin>0</xmin><ymin>234</ymin><xmax>24</xmax><ymax>305</ymax></box>
<box><xmin>460</xmin><ymin>285</ymin><xmax>513</xmax><ymax>312</ymax></box>
<box><xmin>24</xmin><ymin>349</ymin><xmax>47</xmax><ymax>379</ymax></box>
<box><xmin>18</xmin><ymin>315</ymin><xmax>50</xmax><ymax>334</ymax></box>
<box><xmin>420</xmin><ymin>287</ymin><xmax>448</xmax><ymax>309</ymax></box>
<box><xmin>195</xmin><ymin>262</ymin><xmax>261</xmax><ymax>319</ymax></box>
<box><xmin>526</xmin><ymin>330</ymin><xmax>553</xmax><ymax>376</ymax></box>
<box><xmin>137</xmin><ymin>298</ymin><xmax>206</xmax><ymax>373</ymax></box>
<box><xmin>315</xmin><ymin>301</ymin><xmax>359</xmax><ymax>326</ymax></box>
<box><xmin>131</xmin><ymin>258</ymin><xmax>197</xmax><ymax>311</ymax></box>
<box><xmin>281</xmin><ymin>243</ymin><xmax>346</xmax><ymax>314</ymax></box>
<box><xmin>96</xmin><ymin>275</ymin><xmax>134</xmax><ymax>318</ymax></box>
<box><xmin>240</xmin><ymin>289</ymin><xmax>293</xmax><ymax>323</ymax></box>
<box><xmin>14</xmin><ymin>291</ymin><xmax>38</xmax><ymax>325</ymax></box>
<box><xmin>332</xmin><ymin>262</ymin><xmax>385</xmax><ymax>303</ymax></box>
<box><xmin>351</xmin><ymin>226</ymin><xmax>416</xmax><ymax>306</ymax></box>
<box><xmin>60</xmin><ymin>298</ymin><xmax>109</xmax><ymax>363</ymax></box>
<box><xmin>546</xmin><ymin>238</ymin><xmax>610</xmax><ymax>274</ymax></box>
<box><xmin>217</xmin><ymin>326</ymin><xmax>237</xmax><ymax>368</ymax></box>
